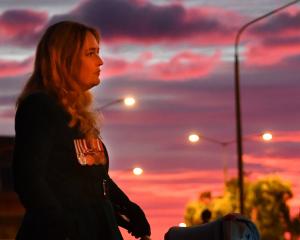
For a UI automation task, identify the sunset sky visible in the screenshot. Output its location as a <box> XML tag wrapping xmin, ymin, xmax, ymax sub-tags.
<box><xmin>1</xmin><ymin>0</ymin><xmax>300</xmax><ymax>239</ymax></box>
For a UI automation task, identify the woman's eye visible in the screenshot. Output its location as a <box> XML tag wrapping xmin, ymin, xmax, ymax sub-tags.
<box><xmin>87</xmin><ymin>52</ymin><xmax>94</xmax><ymax>56</ymax></box>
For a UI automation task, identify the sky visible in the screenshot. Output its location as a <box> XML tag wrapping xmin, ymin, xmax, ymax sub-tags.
<box><xmin>1</xmin><ymin>0</ymin><xmax>300</xmax><ymax>239</ymax></box>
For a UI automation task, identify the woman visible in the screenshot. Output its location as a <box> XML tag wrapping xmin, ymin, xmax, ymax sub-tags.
<box><xmin>13</xmin><ymin>21</ymin><xmax>151</xmax><ymax>240</ymax></box>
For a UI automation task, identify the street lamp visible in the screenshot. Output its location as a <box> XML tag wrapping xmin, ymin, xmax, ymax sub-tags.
<box><xmin>188</xmin><ymin>134</ymin><xmax>200</xmax><ymax>143</ymax></box>
<box><xmin>124</xmin><ymin>97</ymin><xmax>136</xmax><ymax>107</ymax></box>
<box><xmin>97</xmin><ymin>96</ymin><xmax>136</xmax><ymax>111</ymax></box>
<box><xmin>234</xmin><ymin>0</ymin><xmax>299</xmax><ymax>214</ymax></box>
<box><xmin>132</xmin><ymin>167</ymin><xmax>143</xmax><ymax>176</ymax></box>
<box><xmin>188</xmin><ymin>132</ymin><xmax>273</xmax><ymax>183</ymax></box>
<box><xmin>262</xmin><ymin>132</ymin><xmax>272</xmax><ymax>141</ymax></box>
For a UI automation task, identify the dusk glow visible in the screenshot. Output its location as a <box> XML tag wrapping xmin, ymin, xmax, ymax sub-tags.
<box><xmin>1</xmin><ymin>1</ymin><xmax>300</xmax><ymax>239</ymax></box>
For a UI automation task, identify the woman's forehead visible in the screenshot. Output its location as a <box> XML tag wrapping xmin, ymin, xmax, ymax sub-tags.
<box><xmin>83</xmin><ymin>32</ymin><xmax>99</xmax><ymax>50</ymax></box>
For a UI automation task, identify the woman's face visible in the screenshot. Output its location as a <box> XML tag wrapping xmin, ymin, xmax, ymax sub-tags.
<box><xmin>76</xmin><ymin>31</ymin><xmax>103</xmax><ymax>91</ymax></box>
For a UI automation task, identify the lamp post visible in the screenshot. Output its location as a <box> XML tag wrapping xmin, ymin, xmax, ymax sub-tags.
<box><xmin>234</xmin><ymin>0</ymin><xmax>300</xmax><ymax>214</ymax></box>
<box><xmin>188</xmin><ymin>132</ymin><xmax>273</xmax><ymax>184</ymax></box>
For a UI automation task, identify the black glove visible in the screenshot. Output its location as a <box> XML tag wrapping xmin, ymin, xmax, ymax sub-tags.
<box><xmin>126</xmin><ymin>201</ymin><xmax>151</xmax><ymax>238</ymax></box>
<box><xmin>113</xmin><ymin>201</ymin><xmax>151</xmax><ymax>238</ymax></box>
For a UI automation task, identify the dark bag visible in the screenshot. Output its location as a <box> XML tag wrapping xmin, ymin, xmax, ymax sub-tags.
<box><xmin>164</xmin><ymin>213</ymin><xmax>260</xmax><ymax>240</ymax></box>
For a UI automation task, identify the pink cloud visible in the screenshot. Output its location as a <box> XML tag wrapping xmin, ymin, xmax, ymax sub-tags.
<box><xmin>0</xmin><ymin>107</ymin><xmax>15</xmax><ymax>119</ymax></box>
<box><xmin>102</xmin><ymin>52</ymin><xmax>149</xmax><ymax>78</ymax></box>
<box><xmin>244</xmin><ymin>130</ymin><xmax>300</xmax><ymax>143</ymax></box>
<box><xmin>245</xmin><ymin>39</ymin><xmax>300</xmax><ymax>66</ymax></box>
<box><xmin>270</xmin><ymin>130</ymin><xmax>300</xmax><ymax>143</ymax></box>
<box><xmin>102</xmin><ymin>50</ymin><xmax>220</xmax><ymax>81</ymax></box>
<box><xmin>152</xmin><ymin>51</ymin><xmax>221</xmax><ymax>80</ymax></box>
<box><xmin>244</xmin><ymin>155</ymin><xmax>299</xmax><ymax>170</ymax></box>
<box><xmin>0</xmin><ymin>57</ymin><xmax>33</xmax><ymax>78</ymax></box>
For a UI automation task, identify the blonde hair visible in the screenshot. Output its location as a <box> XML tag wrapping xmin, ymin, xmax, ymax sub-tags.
<box><xmin>17</xmin><ymin>21</ymin><xmax>100</xmax><ymax>138</ymax></box>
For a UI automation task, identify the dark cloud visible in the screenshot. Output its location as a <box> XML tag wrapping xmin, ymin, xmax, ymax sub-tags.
<box><xmin>48</xmin><ymin>0</ymin><xmax>233</xmax><ymax>43</ymax></box>
<box><xmin>0</xmin><ymin>0</ymin><xmax>237</xmax><ymax>47</ymax></box>
<box><xmin>0</xmin><ymin>9</ymin><xmax>48</xmax><ymax>46</ymax></box>
<box><xmin>250</xmin><ymin>11</ymin><xmax>300</xmax><ymax>35</ymax></box>
<box><xmin>284</xmin><ymin>53</ymin><xmax>300</xmax><ymax>64</ymax></box>
<box><xmin>0</xmin><ymin>9</ymin><xmax>46</xmax><ymax>25</ymax></box>
<box><xmin>262</xmin><ymin>36</ymin><xmax>300</xmax><ymax>47</ymax></box>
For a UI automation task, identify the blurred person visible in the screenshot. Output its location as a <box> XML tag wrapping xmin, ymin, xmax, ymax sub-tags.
<box><xmin>184</xmin><ymin>191</ymin><xmax>213</xmax><ymax>226</ymax></box>
<box><xmin>200</xmin><ymin>209</ymin><xmax>212</xmax><ymax>224</ymax></box>
<box><xmin>13</xmin><ymin>21</ymin><xmax>151</xmax><ymax>240</ymax></box>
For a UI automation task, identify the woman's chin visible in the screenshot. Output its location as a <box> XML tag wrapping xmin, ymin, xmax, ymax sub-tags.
<box><xmin>93</xmin><ymin>79</ymin><xmax>101</xmax><ymax>88</ymax></box>
<box><xmin>84</xmin><ymin>79</ymin><xmax>101</xmax><ymax>90</ymax></box>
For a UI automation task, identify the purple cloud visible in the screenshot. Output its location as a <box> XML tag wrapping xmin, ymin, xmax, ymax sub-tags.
<box><xmin>0</xmin><ymin>9</ymin><xmax>48</xmax><ymax>46</ymax></box>
<box><xmin>47</xmin><ymin>0</ymin><xmax>235</xmax><ymax>44</ymax></box>
<box><xmin>250</xmin><ymin>11</ymin><xmax>300</xmax><ymax>35</ymax></box>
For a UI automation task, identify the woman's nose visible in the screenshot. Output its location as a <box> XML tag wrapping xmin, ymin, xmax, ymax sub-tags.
<box><xmin>97</xmin><ymin>55</ymin><xmax>104</xmax><ymax>66</ymax></box>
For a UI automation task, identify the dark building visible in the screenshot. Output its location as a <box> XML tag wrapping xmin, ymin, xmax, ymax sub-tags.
<box><xmin>0</xmin><ymin>136</ymin><xmax>24</xmax><ymax>239</ymax></box>
<box><xmin>0</xmin><ymin>136</ymin><xmax>14</xmax><ymax>191</ymax></box>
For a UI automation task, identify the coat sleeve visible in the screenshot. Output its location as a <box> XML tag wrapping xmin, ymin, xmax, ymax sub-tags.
<box><xmin>13</xmin><ymin>93</ymin><xmax>66</xmax><ymax>231</ymax></box>
<box><xmin>107</xmin><ymin>177</ymin><xmax>151</xmax><ymax>238</ymax></box>
<box><xmin>102</xmin><ymin>144</ymin><xmax>151</xmax><ymax>237</ymax></box>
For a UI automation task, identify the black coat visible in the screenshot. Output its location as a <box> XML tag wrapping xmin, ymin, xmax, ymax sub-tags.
<box><xmin>13</xmin><ymin>92</ymin><xmax>150</xmax><ymax>240</ymax></box>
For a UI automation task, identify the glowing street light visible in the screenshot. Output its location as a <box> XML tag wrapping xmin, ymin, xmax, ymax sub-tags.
<box><xmin>97</xmin><ymin>96</ymin><xmax>136</xmax><ymax>111</ymax></box>
<box><xmin>262</xmin><ymin>132</ymin><xmax>273</xmax><ymax>141</ymax></box>
<box><xmin>188</xmin><ymin>134</ymin><xmax>200</xmax><ymax>143</ymax></box>
<box><xmin>132</xmin><ymin>167</ymin><xmax>143</xmax><ymax>176</ymax></box>
<box><xmin>178</xmin><ymin>223</ymin><xmax>187</xmax><ymax>227</ymax></box>
<box><xmin>124</xmin><ymin>97</ymin><xmax>136</xmax><ymax>107</ymax></box>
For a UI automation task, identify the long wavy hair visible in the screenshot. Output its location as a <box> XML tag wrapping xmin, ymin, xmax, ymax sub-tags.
<box><xmin>17</xmin><ymin>21</ymin><xmax>101</xmax><ymax>138</ymax></box>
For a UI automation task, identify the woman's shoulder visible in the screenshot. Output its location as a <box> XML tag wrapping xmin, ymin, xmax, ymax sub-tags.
<box><xmin>19</xmin><ymin>91</ymin><xmax>56</xmax><ymax>105</ymax></box>
<box><xmin>16</xmin><ymin>91</ymin><xmax>61</xmax><ymax>117</ymax></box>
<box><xmin>19</xmin><ymin>91</ymin><xmax>61</xmax><ymax>109</ymax></box>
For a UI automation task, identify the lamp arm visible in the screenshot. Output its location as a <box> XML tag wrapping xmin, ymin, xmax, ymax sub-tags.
<box><xmin>96</xmin><ymin>99</ymin><xmax>123</xmax><ymax>111</ymax></box>
<box><xmin>235</xmin><ymin>0</ymin><xmax>300</xmax><ymax>52</ymax></box>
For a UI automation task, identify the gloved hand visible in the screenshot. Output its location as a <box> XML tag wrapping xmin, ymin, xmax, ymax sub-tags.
<box><xmin>124</xmin><ymin>201</ymin><xmax>151</xmax><ymax>238</ymax></box>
